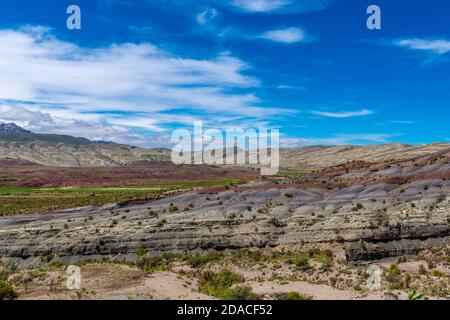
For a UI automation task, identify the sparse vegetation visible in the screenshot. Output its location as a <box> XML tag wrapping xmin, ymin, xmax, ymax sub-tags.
<box><xmin>0</xmin><ymin>280</ymin><xmax>19</xmax><ymax>300</ymax></box>
<box><xmin>277</xmin><ymin>292</ymin><xmax>313</xmax><ymax>300</ymax></box>
<box><xmin>198</xmin><ymin>269</ymin><xmax>258</xmax><ymax>300</ymax></box>
<box><xmin>185</xmin><ymin>252</ymin><xmax>222</xmax><ymax>268</ymax></box>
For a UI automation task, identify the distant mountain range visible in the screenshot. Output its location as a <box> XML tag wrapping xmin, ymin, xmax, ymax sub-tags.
<box><xmin>0</xmin><ymin>123</ymin><xmax>28</xmax><ymax>133</ymax></box>
<box><xmin>0</xmin><ymin>123</ymin><xmax>171</xmax><ymax>166</ymax></box>
<box><xmin>1</xmin><ymin>123</ymin><xmax>449</xmax><ymax>169</ymax></box>
<box><xmin>0</xmin><ymin>122</ymin><xmax>92</xmax><ymax>145</ymax></box>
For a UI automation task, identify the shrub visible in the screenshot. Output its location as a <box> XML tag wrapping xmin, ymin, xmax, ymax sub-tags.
<box><xmin>418</xmin><ymin>264</ymin><xmax>428</xmax><ymax>275</ymax></box>
<box><xmin>385</xmin><ymin>264</ymin><xmax>404</xmax><ymax>289</ymax></box>
<box><xmin>221</xmin><ymin>286</ymin><xmax>260</xmax><ymax>300</ymax></box>
<box><xmin>199</xmin><ymin>269</ymin><xmax>243</xmax><ymax>298</ymax></box>
<box><xmin>0</xmin><ymin>280</ymin><xmax>19</xmax><ymax>300</ymax></box>
<box><xmin>277</xmin><ymin>292</ymin><xmax>312</xmax><ymax>300</ymax></box>
<box><xmin>157</xmin><ymin>219</ymin><xmax>167</xmax><ymax>227</ymax></box>
<box><xmin>136</xmin><ymin>254</ymin><xmax>174</xmax><ymax>275</ymax></box>
<box><xmin>291</xmin><ymin>255</ymin><xmax>310</xmax><ymax>270</ymax></box>
<box><xmin>313</xmin><ymin>251</ymin><xmax>333</xmax><ymax>269</ymax></box>
<box><xmin>136</xmin><ymin>245</ymin><xmax>147</xmax><ymax>257</ymax></box>
<box><xmin>432</xmin><ymin>269</ymin><xmax>444</xmax><ymax>277</ymax></box>
<box><xmin>408</xmin><ymin>289</ymin><xmax>427</xmax><ymax>300</ymax></box>
<box><xmin>186</xmin><ymin>252</ymin><xmax>221</xmax><ymax>268</ymax></box>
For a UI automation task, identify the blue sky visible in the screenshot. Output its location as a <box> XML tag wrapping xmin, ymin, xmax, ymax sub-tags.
<box><xmin>0</xmin><ymin>0</ymin><xmax>449</xmax><ymax>146</ymax></box>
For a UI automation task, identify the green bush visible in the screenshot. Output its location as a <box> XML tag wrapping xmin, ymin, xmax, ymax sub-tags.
<box><xmin>408</xmin><ymin>289</ymin><xmax>427</xmax><ymax>300</ymax></box>
<box><xmin>221</xmin><ymin>286</ymin><xmax>260</xmax><ymax>300</ymax></box>
<box><xmin>185</xmin><ymin>252</ymin><xmax>221</xmax><ymax>268</ymax></box>
<box><xmin>136</xmin><ymin>254</ymin><xmax>176</xmax><ymax>275</ymax></box>
<box><xmin>286</xmin><ymin>248</ymin><xmax>333</xmax><ymax>270</ymax></box>
<box><xmin>199</xmin><ymin>269</ymin><xmax>243</xmax><ymax>298</ymax></box>
<box><xmin>0</xmin><ymin>280</ymin><xmax>19</xmax><ymax>300</ymax></box>
<box><xmin>313</xmin><ymin>250</ymin><xmax>333</xmax><ymax>269</ymax></box>
<box><xmin>277</xmin><ymin>292</ymin><xmax>313</xmax><ymax>300</ymax></box>
<box><xmin>385</xmin><ymin>264</ymin><xmax>404</xmax><ymax>289</ymax></box>
<box><xmin>293</xmin><ymin>256</ymin><xmax>310</xmax><ymax>269</ymax></box>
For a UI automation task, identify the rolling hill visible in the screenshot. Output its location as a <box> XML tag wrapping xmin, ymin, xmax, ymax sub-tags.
<box><xmin>0</xmin><ymin>123</ymin><xmax>171</xmax><ymax>166</ymax></box>
<box><xmin>2</xmin><ymin>122</ymin><xmax>450</xmax><ymax>169</ymax></box>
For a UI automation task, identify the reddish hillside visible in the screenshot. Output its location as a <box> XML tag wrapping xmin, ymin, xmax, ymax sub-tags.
<box><xmin>0</xmin><ymin>160</ymin><xmax>260</xmax><ymax>188</ymax></box>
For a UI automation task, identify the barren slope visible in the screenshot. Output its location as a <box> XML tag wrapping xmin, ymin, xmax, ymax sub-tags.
<box><xmin>0</xmin><ymin>148</ymin><xmax>449</xmax><ymax>263</ymax></box>
<box><xmin>0</xmin><ymin>141</ymin><xmax>171</xmax><ymax>166</ymax></box>
<box><xmin>280</xmin><ymin>143</ymin><xmax>450</xmax><ymax>170</ymax></box>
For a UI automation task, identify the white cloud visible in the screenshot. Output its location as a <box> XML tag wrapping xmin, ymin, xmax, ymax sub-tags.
<box><xmin>0</xmin><ymin>27</ymin><xmax>259</xmax><ymax>113</ymax></box>
<box><xmin>395</xmin><ymin>38</ymin><xmax>450</xmax><ymax>55</ymax></box>
<box><xmin>0</xmin><ymin>27</ymin><xmax>259</xmax><ymax>112</ymax></box>
<box><xmin>259</xmin><ymin>27</ymin><xmax>305</xmax><ymax>43</ymax></box>
<box><xmin>0</xmin><ymin>26</ymin><xmax>294</xmax><ymax>145</ymax></box>
<box><xmin>231</xmin><ymin>0</ymin><xmax>291</xmax><ymax>12</ymax></box>
<box><xmin>310</xmin><ymin>109</ymin><xmax>374</xmax><ymax>118</ymax></box>
<box><xmin>277</xmin><ymin>84</ymin><xmax>306</xmax><ymax>90</ymax></box>
<box><xmin>228</xmin><ymin>0</ymin><xmax>332</xmax><ymax>13</ymax></box>
<box><xmin>196</xmin><ymin>8</ymin><xmax>218</xmax><ymax>25</ymax></box>
<box><xmin>0</xmin><ymin>103</ymin><xmax>152</xmax><ymax>145</ymax></box>
<box><xmin>390</xmin><ymin>120</ymin><xmax>413</xmax><ymax>125</ymax></box>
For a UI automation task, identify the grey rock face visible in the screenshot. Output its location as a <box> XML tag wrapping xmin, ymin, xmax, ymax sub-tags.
<box><xmin>0</xmin><ymin>141</ymin><xmax>170</xmax><ymax>166</ymax></box>
<box><xmin>0</xmin><ymin>178</ymin><xmax>448</xmax><ymax>261</ymax></box>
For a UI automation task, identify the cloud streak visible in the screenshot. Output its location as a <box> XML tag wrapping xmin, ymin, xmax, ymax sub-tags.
<box><xmin>196</xmin><ymin>8</ymin><xmax>218</xmax><ymax>25</ymax></box>
<box><xmin>395</xmin><ymin>38</ymin><xmax>450</xmax><ymax>55</ymax></box>
<box><xmin>310</xmin><ymin>109</ymin><xmax>374</xmax><ymax>118</ymax></box>
<box><xmin>0</xmin><ymin>26</ymin><xmax>294</xmax><ymax>145</ymax></box>
<box><xmin>259</xmin><ymin>27</ymin><xmax>306</xmax><ymax>44</ymax></box>
<box><xmin>228</xmin><ymin>0</ymin><xmax>333</xmax><ymax>13</ymax></box>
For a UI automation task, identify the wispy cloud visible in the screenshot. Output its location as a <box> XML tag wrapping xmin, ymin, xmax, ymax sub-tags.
<box><xmin>395</xmin><ymin>38</ymin><xmax>450</xmax><ymax>55</ymax></box>
<box><xmin>390</xmin><ymin>120</ymin><xmax>414</xmax><ymax>125</ymax></box>
<box><xmin>310</xmin><ymin>109</ymin><xmax>374</xmax><ymax>118</ymax></box>
<box><xmin>196</xmin><ymin>8</ymin><xmax>218</xmax><ymax>25</ymax></box>
<box><xmin>259</xmin><ymin>27</ymin><xmax>306</xmax><ymax>44</ymax></box>
<box><xmin>228</xmin><ymin>0</ymin><xmax>333</xmax><ymax>13</ymax></box>
<box><xmin>277</xmin><ymin>84</ymin><xmax>307</xmax><ymax>90</ymax></box>
<box><xmin>0</xmin><ymin>26</ymin><xmax>294</xmax><ymax>145</ymax></box>
<box><xmin>0</xmin><ymin>103</ymin><xmax>154</xmax><ymax>145</ymax></box>
<box><xmin>230</xmin><ymin>0</ymin><xmax>291</xmax><ymax>12</ymax></box>
<box><xmin>0</xmin><ymin>26</ymin><xmax>260</xmax><ymax>111</ymax></box>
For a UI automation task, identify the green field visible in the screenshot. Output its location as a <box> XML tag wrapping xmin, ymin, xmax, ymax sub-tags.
<box><xmin>0</xmin><ymin>179</ymin><xmax>244</xmax><ymax>216</ymax></box>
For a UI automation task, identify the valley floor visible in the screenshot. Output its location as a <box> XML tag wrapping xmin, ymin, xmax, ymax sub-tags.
<box><xmin>2</xmin><ymin>244</ymin><xmax>449</xmax><ymax>300</ymax></box>
<box><xmin>2</xmin><ymin>145</ymin><xmax>450</xmax><ymax>300</ymax></box>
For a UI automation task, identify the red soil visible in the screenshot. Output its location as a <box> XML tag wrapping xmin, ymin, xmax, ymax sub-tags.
<box><xmin>0</xmin><ymin>160</ymin><xmax>260</xmax><ymax>188</ymax></box>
